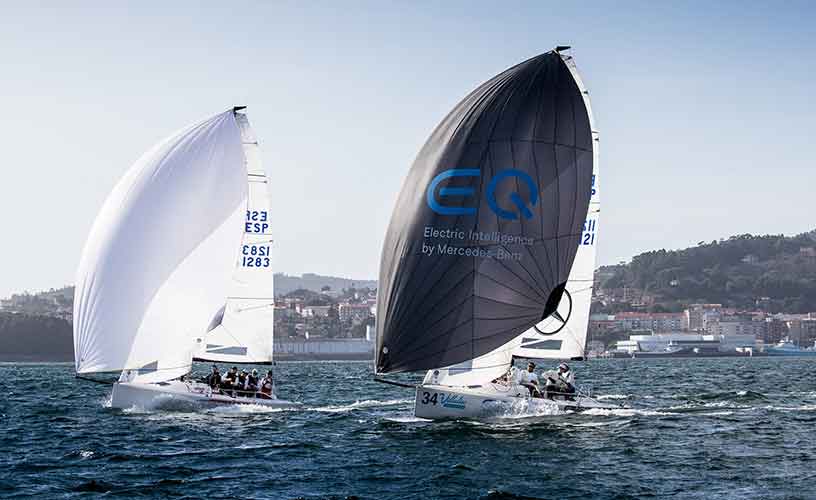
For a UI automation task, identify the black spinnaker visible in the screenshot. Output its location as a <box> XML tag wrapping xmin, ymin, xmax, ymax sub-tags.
<box><xmin>375</xmin><ymin>49</ymin><xmax>595</xmax><ymax>374</ymax></box>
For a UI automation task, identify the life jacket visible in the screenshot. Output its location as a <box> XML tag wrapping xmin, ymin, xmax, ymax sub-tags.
<box><xmin>260</xmin><ymin>378</ymin><xmax>273</xmax><ymax>395</ymax></box>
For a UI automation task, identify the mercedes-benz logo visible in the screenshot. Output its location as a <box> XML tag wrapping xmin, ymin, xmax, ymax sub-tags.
<box><xmin>533</xmin><ymin>289</ymin><xmax>573</xmax><ymax>335</ymax></box>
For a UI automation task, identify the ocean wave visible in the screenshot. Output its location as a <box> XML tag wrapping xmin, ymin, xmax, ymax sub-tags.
<box><xmin>582</xmin><ymin>407</ymin><xmax>673</xmax><ymax>417</ymax></box>
<box><xmin>311</xmin><ymin>399</ymin><xmax>412</xmax><ymax>413</ymax></box>
<box><xmin>761</xmin><ymin>404</ymin><xmax>816</xmax><ymax>412</ymax></box>
<box><xmin>384</xmin><ymin>415</ymin><xmax>432</xmax><ymax>423</ymax></box>
<box><xmin>491</xmin><ymin>398</ymin><xmax>565</xmax><ymax>419</ymax></box>
<box><xmin>208</xmin><ymin>404</ymin><xmax>296</xmax><ymax>414</ymax></box>
<box><xmin>596</xmin><ymin>394</ymin><xmax>629</xmax><ymax>400</ymax></box>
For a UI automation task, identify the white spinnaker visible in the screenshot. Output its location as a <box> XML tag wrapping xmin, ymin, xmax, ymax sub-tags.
<box><xmin>194</xmin><ymin>112</ymin><xmax>276</xmax><ymax>364</ymax></box>
<box><xmin>73</xmin><ymin>110</ymin><xmax>246</xmax><ymax>383</ymax></box>
<box><xmin>425</xmin><ymin>52</ymin><xmax>599</xmax><ymax>386</ymax></box>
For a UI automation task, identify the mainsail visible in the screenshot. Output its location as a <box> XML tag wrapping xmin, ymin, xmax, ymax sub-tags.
<box><xmin>193</xmin><ymin>111</ymin><xmax>276</xmax><ymax>364</ymax></box>
<box><xmin>376</xmin><ymin>49</ymin><xmax>595</xmax><ymax>374</ymax></box>
<box><xmin>73</xmin><ymin>108</ymin><xmax>252</xmax><ymax>383</ymax></box>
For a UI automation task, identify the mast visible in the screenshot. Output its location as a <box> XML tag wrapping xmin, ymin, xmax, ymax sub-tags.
<box><xmin>193</xmin><ymin>107</ymin><xmax>276</xmax><ymax>365</ymax></box>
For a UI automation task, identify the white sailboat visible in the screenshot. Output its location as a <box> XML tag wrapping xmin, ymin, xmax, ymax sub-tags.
<box><xmin>73</xmin><ymin>107</ymin><xmax>298</xmax><ymax>410</ymax></box>
<box><xmin>415</xmin><ymin>153</ymin><xmax>615</xmax><ymax>417</ymax></box>
<box><xmin>374</xmin><ymin>48</ymin><xmax>620</xmax><ymax>419</ymax></box>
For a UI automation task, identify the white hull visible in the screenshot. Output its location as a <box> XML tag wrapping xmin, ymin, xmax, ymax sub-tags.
<box><xmin>110</xmin><ymin>380</ymin><xmax>300</xmax><ymax>410</ymax></box>
<box><xmin>414</xmin><ymin>383</ymin><xmax>621</xmax><ymax>420</ymax></box>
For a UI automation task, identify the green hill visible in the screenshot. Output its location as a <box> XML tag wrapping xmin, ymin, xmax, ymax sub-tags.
<box><xmin>0</xmin><ymin>312</ymin><xmax>73</xmax><ymax>361</ymax></box>
<box><xmin>599</xmin><ymin>230</ymin><xmax>816</xmax><ymax>313</ymax></box>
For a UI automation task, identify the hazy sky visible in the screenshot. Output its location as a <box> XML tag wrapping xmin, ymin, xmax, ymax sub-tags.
<box><xmin>1</xmin><ymin>1</ymin><xmax>814</xmax><ymax>297</ymax></box>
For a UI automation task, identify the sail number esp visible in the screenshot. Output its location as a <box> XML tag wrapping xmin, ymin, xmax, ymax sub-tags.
<box><xmin>245</xmin><ymin>210</ymin><xmax>269</xmax><ymax>234</ymax></box>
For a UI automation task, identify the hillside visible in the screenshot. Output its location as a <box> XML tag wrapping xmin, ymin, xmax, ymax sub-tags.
<box><xmin>0</xmin><ymin>312</ymin><xmax>73</xmax><ymax>361</ymax></box>
<box><xmin>273</xmin><ymin>273</ymin><xmax>377</xmax><ymax>295</ymax></box>
<box><xmin>597</xmin><ymin>231</ymin><xmax>816</xmax><ymax>313</ymax></box>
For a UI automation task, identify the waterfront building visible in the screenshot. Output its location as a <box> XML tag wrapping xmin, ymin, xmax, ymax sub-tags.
<box><xmin>787</xmin><ymin>317</ymin><xmax>816</xmax><ymax>347</ymax></box>
<box><xmin>613</xmin><ymin>312</ymin><xmax>684</xmax><ymax>332</ymax></box>
<box><xmin>614</xmin><ymin>331</ymin><xmax>757</xmax><ymax>354</ymax></box>
<box><xmin>300</xmin><ymin>305</ymin><xmax>332</xmax><ymax>318</ymax></box>
<box><xmin>683</xmin><ymin>304</ymin><xmax>723</xmax><ymax>331</ymax></box>
<box><xmin>338</xmin><ymin>303</ymin><xmax>373</xmax><ymax>323</ymax></box>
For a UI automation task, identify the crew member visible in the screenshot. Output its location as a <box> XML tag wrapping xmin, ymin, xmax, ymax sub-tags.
<box><xmin>222</xmin><ymin>366</ymin><xmax>238</xmax><ymax>396</ymax></box>
<box><xmin>206</xmin><ymin>364</ymin><xmax>221</xmax><ymax>390</ymax></box>
<box><xmin>237</xmin><ymin>369</ymin><xmax>248</xmax><ymax>397</ymax></box>
<box><xmin>544</xmin><ymin>362</ymin><xmax>576</xmax><ymax>400</ymax></box>
<box><xmin>246</xmin><ymin>369</ymin><xmax>260</xmax><ymax>396</ymax></box>
<box><xmin>259</xmin><ymin>370</ymin><xmax>275</xmax><ymax>399</ymax></box>
<box><xmin>519</xmin><ymin>361</ymin><xmax>541</xmax><ymax>397</ymax></box>
<box><xmin>557</xmin><ymin>362</ymin><xmax>576</xmax><ymax>399</ymax></box>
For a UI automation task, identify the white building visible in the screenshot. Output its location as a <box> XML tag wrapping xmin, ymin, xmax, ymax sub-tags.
<box><xmin>614</xmin><ymin>332</ymin><xmax>757</xmax><ymax>353</ymax></box>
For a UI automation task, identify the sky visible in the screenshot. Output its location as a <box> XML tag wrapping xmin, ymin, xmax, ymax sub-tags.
<box><xmin>1</xmin><ymin>1</ymin><xmax>814</xmax><ymax>297</ymax></box>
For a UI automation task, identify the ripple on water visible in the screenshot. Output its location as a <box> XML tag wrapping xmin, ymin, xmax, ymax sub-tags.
<box><xmin>1</xmin><ymin>359</ymin><xmax>816</xmax><ymax>499</ymax></box>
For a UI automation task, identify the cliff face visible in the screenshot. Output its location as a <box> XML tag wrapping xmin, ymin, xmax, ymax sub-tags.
<box><xmin>0</xmin><ymin>312</ymin><xmax>73</xmax><ymax>361</ymax></box>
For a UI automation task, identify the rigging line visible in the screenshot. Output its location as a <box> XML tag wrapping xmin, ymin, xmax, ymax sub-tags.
<box><xmin>119</xmin><ymin>361</ymin><xmax>194</xmax><ymax>373</ymax></box>
<box><xmin>236</xmin><ymin>303</ymin><xmax>274</xmax><ymax>312</ymax></box>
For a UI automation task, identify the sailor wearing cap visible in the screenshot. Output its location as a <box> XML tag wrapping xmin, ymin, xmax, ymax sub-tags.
<box><xmin>557</xmin><ymin>363</ymin><xmax>574</xmax><ymax>386</ymax></box>
<box><xmin>519</xmin><ymin>361</ymin><xmax>540</xmax><ymax>396</ymax></box>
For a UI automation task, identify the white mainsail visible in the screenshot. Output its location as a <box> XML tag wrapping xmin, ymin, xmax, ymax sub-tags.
<box><xmin>73</xmin><ymin>109</ymin><xmax>249</xmax><ymax>383</ymax></box>
<box><xmin>193</xmin><ymin>112</ymin><xmax>276</xmax><ymax>364</ymax></box>
<box><xmin>426</xmin><ymin>53</ymin><xmax>600</xmax><ymax>387</ymax></box>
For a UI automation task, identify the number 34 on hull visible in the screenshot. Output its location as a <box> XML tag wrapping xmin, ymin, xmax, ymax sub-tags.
<box><xmin>414</xmin><ymin>384</ymin><xmax>621</xmax><ymax>420</ymax></box>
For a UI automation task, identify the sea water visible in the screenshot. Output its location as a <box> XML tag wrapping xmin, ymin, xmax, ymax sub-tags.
<box><xmin>1</xmin><ymin>358</ymin><xmax>815</xmax><ymax>499</ymax></box>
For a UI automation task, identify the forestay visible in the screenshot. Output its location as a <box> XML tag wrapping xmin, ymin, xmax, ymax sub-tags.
<box><xmin>73</xmin><ymin>109</ymin><xmax>247</xmax><ymax>383</ymax></box>
<box><xmin>194</xmin><ymin>112</ymin><xmax>276</xmax><ymax>364</ymax></box>
<box><xmin>376</xmin><ymin>50</ymin><xmax>595</xmax><ymax>374</ymax></box>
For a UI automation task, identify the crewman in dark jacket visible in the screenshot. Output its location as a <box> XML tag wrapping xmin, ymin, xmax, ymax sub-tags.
<box><xmin>222</xmin><ymin>366</ymin><xmax>238</xmax><ymax>396</ymax></box>
<box><xmin>237</xmin><ymin>369</ymin><xmax>248</xmax><ymax>397</ymax></box>
<box><xmin>246</xmin><ymin>369</ymin><xmax>260</xmax><ymax>396</ymax></box>
<box><xmin>206</xmin><ymin>365</ymin><xmax>221</xmax><ymax>390</ymax></box>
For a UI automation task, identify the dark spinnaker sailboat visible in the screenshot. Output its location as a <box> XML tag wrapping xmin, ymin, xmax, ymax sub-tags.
<box><xmin>375</xmin><ymin>48</ymin><xmax>620</xmax><ymax>418</ymax></box>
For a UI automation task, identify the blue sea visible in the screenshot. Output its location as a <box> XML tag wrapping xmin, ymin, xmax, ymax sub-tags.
<box><xmin>1</xmin><ymin>358</ymin><xmax>815</xmax><ymax>499</ymax></box>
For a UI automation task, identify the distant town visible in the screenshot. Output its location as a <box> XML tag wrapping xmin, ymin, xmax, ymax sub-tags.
<box><xmin>2</xmin><ymin>229</ymin><xmax>816</xmax><ymax>361</ymax></box>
